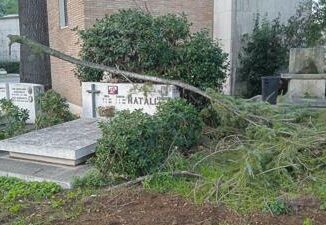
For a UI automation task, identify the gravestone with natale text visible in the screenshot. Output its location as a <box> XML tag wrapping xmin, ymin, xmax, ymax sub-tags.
<box><xmin>82</xmin><ymin>82</ymin><xmax>180</xmax><ymax>118</ymax></box>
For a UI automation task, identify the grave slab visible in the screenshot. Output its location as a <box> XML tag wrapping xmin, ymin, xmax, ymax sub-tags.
<box><xmin>0</xmin><ymin>152</ymin><xmax>90</xmax><ymax>189</ymax></box>
<box><xmin>0</xmin><ymin>119</ymin><xmax>101</xmax><ymax>166</ymax></box>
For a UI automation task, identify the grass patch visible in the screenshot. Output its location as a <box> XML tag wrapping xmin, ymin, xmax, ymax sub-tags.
<box><xmin>0</xmin><ymin>177</ymin><xmax>62</xmax><ymax>214</ymax></box>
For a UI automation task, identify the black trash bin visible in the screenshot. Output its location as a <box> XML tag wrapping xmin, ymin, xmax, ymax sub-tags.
<box><xmin>261</xmin><ymin>76</ymin><xmax>280</xmax><ymax>105</ymax></box>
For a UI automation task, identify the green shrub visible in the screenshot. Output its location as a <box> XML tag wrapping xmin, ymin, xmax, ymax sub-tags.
<box><xmin>77</xmin><ymin>9</ymin><xmax>228</xmax><ymax>91</ymax></box>
<box><xmin>0</xmin><ymin>99</ymin><xmax>28</xmax><ymax>139</ymax></box>
<box><xmin>238</xmin><ymin>17</ymin><xmax>287</xmax><ymax>98</ymax></box>
<box><xmin>0</xmin><ymin>61</ymin><xmax>20</xmax><ymax>74</ymax></box>
<box><xmin>35</xmin><ymin>90</ymin><xmax>77</xmax><ymax>129</ymax></box>
<box><xmin>94</xmin><ymin>110</ymin><xmax>167</xmax><ymax>178</ymax></box>
<box><xmin>93</xmin><ymin>99</ymin><xmax>203</xmax><ymax>178</ymax></box>
<box><xmin>73</xmin><ymin>169</ymin><xmax>113</xmax><ymax>188</ymax></box>
<box><xmin>263</xmin><ymin>199</ymin><xmax>291</xmax><ymax>215</ymax></box>
<box><xmin>200</xmin><ymin>105</ymin><xmax>221</xmax><ymax>128</ymax></box>
<box><xmin>156</xmin><ymin>99</ymin><xmax>203</xmax><ymax>151</ymax></box>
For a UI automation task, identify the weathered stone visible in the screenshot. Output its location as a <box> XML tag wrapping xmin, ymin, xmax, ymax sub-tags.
<box><xmin>289</xmin><ymin>47</ymin><xmax>325</xmax><ymax>74</ymax></box>
<box><xmin>287</xmin><ymin>80</ymin><xmax>325</xmax><ymax>99</ymax></box>
<box><xmin>0</xmin><ymin>119</ymin><xmax>100</xmax><ymax>166</ymax></box>
<box><xmin>280</xmin><ymin>47</ymin><xmax>326</xmax><ymax>105</ymax></box>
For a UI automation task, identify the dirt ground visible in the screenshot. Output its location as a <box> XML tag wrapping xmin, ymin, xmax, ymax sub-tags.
<box><xmin>46</xmin><ymin>188</ymin><xmax>326</xmax><ymax>225</ymax></box>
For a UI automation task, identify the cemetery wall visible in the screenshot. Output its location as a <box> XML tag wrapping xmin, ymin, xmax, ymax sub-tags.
<box><xmin>0</xmin><ymin>15</ymin><xmax>20</xmax><ymax>62</ymax></box>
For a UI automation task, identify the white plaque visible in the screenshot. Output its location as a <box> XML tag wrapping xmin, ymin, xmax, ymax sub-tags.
<box><xmin>82</xmin><ymin>82</ymin><xmax>180</xmax><ymax>118</ymax></box>
<box><xmin>9</xmin><ymin>83</ymin><xmax>44</xmax><ymax>124</ymax></box>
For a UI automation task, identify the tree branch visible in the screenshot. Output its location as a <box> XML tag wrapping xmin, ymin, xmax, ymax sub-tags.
<box><xmin>8</xmin><ymin>34</ymin><xmax>260</xmax><ymax>126</ymax></box>
<box><xmin>104</xmin><ymin>171</ymin><xmax>203</xmax><ymax>192</ymax></box>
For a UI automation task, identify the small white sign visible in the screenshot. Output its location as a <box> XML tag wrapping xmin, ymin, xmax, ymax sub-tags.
<box><xmin>8</xmin><ymin>83</ymin><xmax>44</xmax><ymax>124</ymax></box>
<box><xmin>82</xmin><ymin>82</ymin><xmax>180</xmax><ymax>118</ymax></box>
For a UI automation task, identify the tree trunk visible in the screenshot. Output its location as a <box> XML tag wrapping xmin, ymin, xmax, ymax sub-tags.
<box><xmin>18</xmin><ymin>0</ymin><xmax>51</xmax><ymax>89</ymax></box>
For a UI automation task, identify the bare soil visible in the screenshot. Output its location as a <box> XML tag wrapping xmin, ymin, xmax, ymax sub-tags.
<box><xmin>49</xmin><ymin>188</ymin><xmax>326</xmax><ymax>225</ymax></box>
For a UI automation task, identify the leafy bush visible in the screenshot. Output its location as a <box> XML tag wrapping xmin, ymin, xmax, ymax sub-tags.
<box><xmin>238</xmin><ymin>1</ymin><xmax>326</xmax><ymax>97</ymax></box>
<box><xmin>93</xmin><ymin>99</ymin><xmax>203</xmax><ymax>178</ymax></box>
<box><xmin>35</xmin><ymin>90</ymin><xmax>77</xmax><ymax>129</ymax></box>
<box><xmin>263</xmin><ymin>199</ymin><xmax>291</xmax><ymax>215</ymax></box>
<box><xmin>77</xmin><ymin>9</ymin><xmax>228</xmax><ymax>91</ymax></box>
<box><xmin>0</xmin><ymin>61</ymin><xmax>20</xmax><ymax>74</ymax></box>
<box><xmin>156</xmin><ymin>99</ymin><xmax>203</xmax><ymax>151</ymax></box>
<box><xmin>238</xmin><ymin>17</ymin><xmax>287</xmax><ymax>98</ymax></box>
<box><xmin>73</xmin><ymin>169</ymin><xmax>113</xmax><ymax>188</ymax></box>
<box><xmin>284</xmin><ymin>0</ymin><xmax>326</xmax><ymax>48</ymax></box>
<box><xmin>94</xmin><ymin>110</ymin><xmax>167</xmax><ymax>178</ymax></box>
<box><xmin>0</xmin><ymin>99</ymin><xmax>28</xmax><ymax>139</ymax></box>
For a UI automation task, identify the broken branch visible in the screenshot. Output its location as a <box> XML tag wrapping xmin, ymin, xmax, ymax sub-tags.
<box><xmin>104</xmin><ymin>171</ymin><xmax>203</xmax><ymax>192</ymax></box>
<box><xmin>8</xmin><ymin>34</ymin><xmax>260</xmax><ymax>126</ymax></box>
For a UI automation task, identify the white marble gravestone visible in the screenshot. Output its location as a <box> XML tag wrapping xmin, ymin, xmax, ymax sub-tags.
<box><xmin>8</xmin><ymin>83</ymin><xmax>44</xmax><ymax>123</ymax></box>
<box><xmin>82</xmin><ymin>82</ymin><xmax>180</xmax><ymax>118</ymax></box>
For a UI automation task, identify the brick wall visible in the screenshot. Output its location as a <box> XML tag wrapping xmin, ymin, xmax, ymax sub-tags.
<box><xmin>48</xmin><ymin>0</ymin><xmax>214</xmax><ymax>107</ymax></box>
<box><xmin>47</xmin><ymin>0</ymin><xmax>85</xmax><ymax>107</ymax></box>
<box><xmin>84</xmin><ymin>0</ymin><xmax>214</xmax><ymax>35</ymax></box>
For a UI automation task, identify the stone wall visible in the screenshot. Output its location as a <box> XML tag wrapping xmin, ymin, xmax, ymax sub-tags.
<box><xmin>0</xmin><ymin>15</ymin><xmax>20</xmax><ymax>62</ymax></box>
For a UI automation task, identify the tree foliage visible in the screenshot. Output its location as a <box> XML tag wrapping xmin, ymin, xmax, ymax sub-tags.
<box><xmin>35</xmin><ymin>90</ymin><xmax>76</xmax><ymax>129</ymax></box>
<box><xmin>238</xmin><ymin>18</ymin><xmax>287</xmax><ymax>98</ymax></box>
<box><xmin>77</xmin><ymin>9</ymin><xmax>228</xmax><ymax>91</ymax></box>
<box><xmin>284</xmin><ymin>0</ymin><xmax>326</xmax><ymax>48</ymax></box>
<box><xmin>239</xmin><ymin>0</ymin><xmax>326</xmax><ymax>98</ymax></box>
<box><xmin>93</xmin><ymin>99</ymin><xmax>203</xmax><ymax>178</ymax></box>
<box><xmin>0</xmin><ymin>2</ymin><xmax>5</xmax><ymax>17</ymax></box>
<box><xmin>0</xmin><ymin>0</ymin><xmax>18</xmax><ymax>16</ymax></box>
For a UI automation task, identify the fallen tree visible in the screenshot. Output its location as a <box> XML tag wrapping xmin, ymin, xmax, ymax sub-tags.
<box><xmin>8</xmin><ymin>34</ymin><xmax>263</xmax><ymax>126</ymax></box>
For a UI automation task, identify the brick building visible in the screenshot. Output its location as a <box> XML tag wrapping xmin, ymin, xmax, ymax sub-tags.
<box><xmin>46</xmin><ymin>0</ymin><xmax>302</xmax><ymax>113</ymax></box>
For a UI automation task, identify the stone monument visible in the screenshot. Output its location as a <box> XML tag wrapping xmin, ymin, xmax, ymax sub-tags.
<box><xmin>82</xmin><ymin>82</ymin><xmax>180</xmax><ymax>118</ymax></box>
<box><xmin>280</xmin><ymin>46</ymin><xmax>326</xmax><ymax>107</ymax></box>
<box><xmin>8</xmin><ymin>83</ymin><xmax>44</xmax><ymax>123</ymax></box>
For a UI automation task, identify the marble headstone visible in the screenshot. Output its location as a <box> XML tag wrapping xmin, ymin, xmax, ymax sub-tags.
<box><xmin>82</xmin><ymin>82</ymin><xmax>180</xmax><ymax>118</ymax></box>
<box><xmin>8</xmin><ymin>83</ymin><xmax>44</xmax><ymax>123</ymax></box>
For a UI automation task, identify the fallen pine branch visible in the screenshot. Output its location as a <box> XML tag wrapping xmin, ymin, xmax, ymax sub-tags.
<box><xmin>8</xmin><ymin>34</ymin><xmax>265</xmax><ymax>126</ymax></box>
<box><xmin>104</xmin><ymin>171</ymin><xmax>203</xmax><ymax>192</ymax></box>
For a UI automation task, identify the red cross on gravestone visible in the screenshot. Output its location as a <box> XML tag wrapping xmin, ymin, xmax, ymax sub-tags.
<box><xmin>86</xmin><ymin>84</ymin><xmax>101</xmax><ymax>118</ymax></box>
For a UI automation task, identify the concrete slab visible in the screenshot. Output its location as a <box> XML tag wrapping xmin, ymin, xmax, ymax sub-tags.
<box><xmin>0</xmin><ymin>154</ymin><xmax>90</xmax><ymax>189</ymax></box>
<box><xmin>0</xmin><ymin>119</ymin><xmax>101</xmax><ymax>166</ymax></box>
